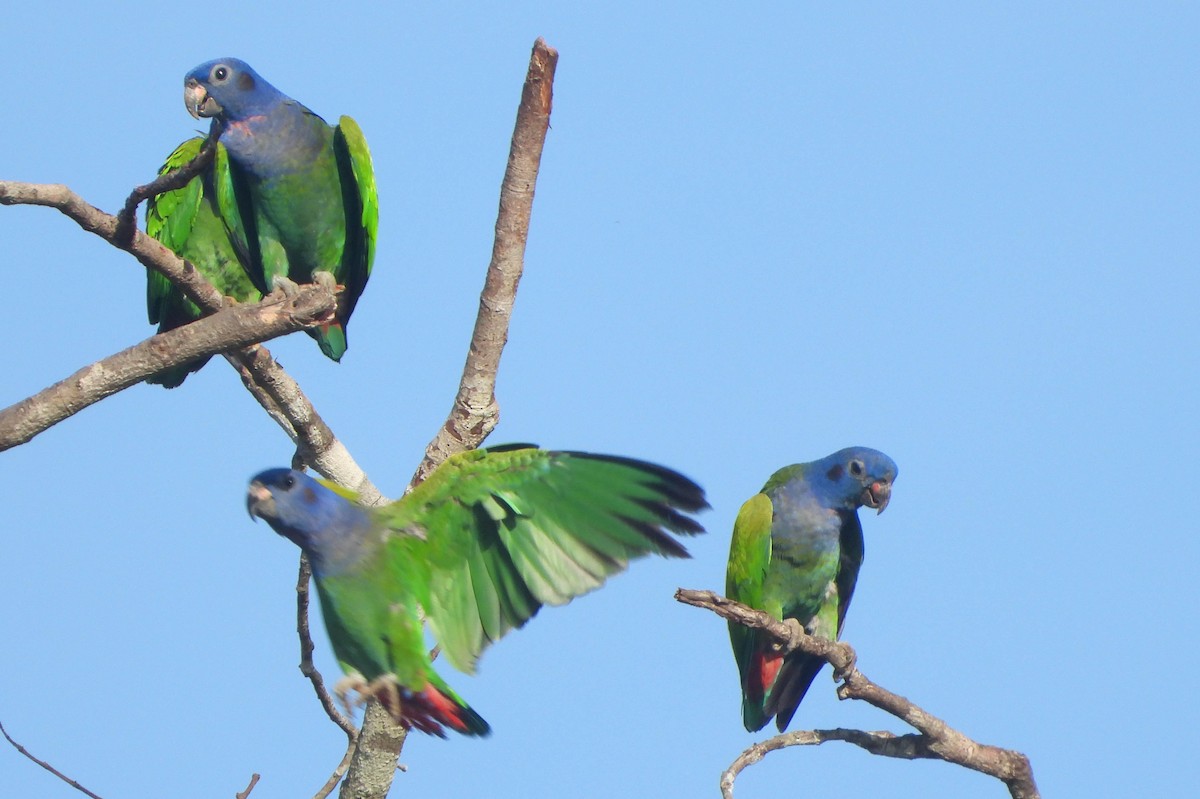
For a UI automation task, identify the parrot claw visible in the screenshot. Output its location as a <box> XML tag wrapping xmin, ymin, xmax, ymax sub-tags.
<box><xmin>332</xmin><ymin>674</ymin><xmax>402</xmax><ymax>716</ymax></box>
<box><xmin>332</xmin><ymin>673</ymin><xmax>370</xmax><ymax>715</ymax></box>
<box><xmin>831</xmin><ymin>642</ymin><xmax>858</xmax><ymax>683</ymax></box>
<box><xmin>363</xmin><ymin>676</ymin><xmax>402</xmax><ymax>713</ymax></box>
<box><xmin>268</xmin><ymin>275</ymin><xmax>301</xmax><ymax>299</ymax></box>
<box><xmin>312</xmin><ymin>270</ymin><xmax>342</xmax><ymax>292</ymax></box>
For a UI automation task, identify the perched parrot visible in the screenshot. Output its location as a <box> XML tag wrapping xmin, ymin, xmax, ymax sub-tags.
<box><xmin>726</xmin><ymin>446</ymin><xmax>897</xmax><ymax>732</ymax></box>
<box><xmin>144</xmin><ymin>137</ymin><xmax>261</xmax><ymax>388</ymax></box>
<box><xmin>246</xmin><ymin>444</ymin><xmax>708</xmax><ymax>737</ymax></box>
<box><xmin>183</xmin><ymin>57</ymin><xmax>377</xmax><ymax>361</ymax></box>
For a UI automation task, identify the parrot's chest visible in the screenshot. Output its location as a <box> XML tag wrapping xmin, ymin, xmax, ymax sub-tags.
<box><xmin>764</xmin><ymin>493</ymin><xmax>842</xmax><ymax>621</ymax></box>
<box><xmin>253</xmin><ymin>163</ymin><xmax>347</xmax><ymax>276</ymax></box>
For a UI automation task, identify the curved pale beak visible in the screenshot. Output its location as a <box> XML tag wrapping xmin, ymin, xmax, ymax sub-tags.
<box><xmin>185</xmin><ymin>78</ymin><xmax>222</xmax><ymax>120</ymax></box>
<box><xmin>861</xmin><ymin>479</ymin><xmax>892</xmax><ymax>515</ymax></box>
<box><xmin>246</xmin><ymin>481</ymin><xmax>273</xmax><ymax>520</ymax></box>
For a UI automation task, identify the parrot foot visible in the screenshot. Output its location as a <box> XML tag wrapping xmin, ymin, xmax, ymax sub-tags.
<box><xmin>832</xmin><ymin>642</ymin><xmax>858</xmax><ymax>684</ymax></box>
<box><xmin>361</xmin><ymin>675</ymin><xmax>403</xmax><ymax>713</ymax></box>
<box><xmin>332</xmin><ymin>673</ymin><xmax>370</xmax><ymax>715</ymax></box>
<box><xmin>312</xmin><ymin>270</ymin><xmax>342</xmax><ymax>292</ymax></box>
<box><xmin>332</xmin><ymin>673</ymin><xmax>403</xmax><ymax>716</ymax></box>
<box><xmin>268</xmin><ymin>275</ymin><xmax>301</xmax><ymax>298</ymax></box>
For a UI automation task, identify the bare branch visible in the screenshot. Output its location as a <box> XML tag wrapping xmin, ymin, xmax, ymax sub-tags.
<box><xmin>337</xmin><ymin>38</ymin><xmax>560</xmax><ymax>799</ymax></box>
<box><xmin>410</xmin><ymin>36</ymin><xmax>559</xmax><ymax>485</ymax></box>
<box><xmin>223</xmin><ymin>346</ymin><xmax>383</xmax><ymax>504</ymax></box>
<box><xmin>334</xmin><ymin>701</ymin><xmax>408</xmax><ymax>799</ymax></box>
<box><xmin>313</xmin><ymin>748</ymin><xmax>355</xmax><ymax>799</ymax></box>
<box><xmin>1</xmin><ymin>180</ymin><xmax>227</xmax><ymax>313</ymax></box>
<box><xmin>297</xmin><ymin>554</ymin><xmax>359</xmax><ymax>739</ymax></box>
<box><xmin>235</xmin><ymin>772</ymin><xmax>261</xmax><ymax>799</ymax></box>
<box><xmin>676</xmin><ymin>589</ymin><xmax>1040</xmax><ymax>799</ymax></box>
<box><xmin>294</xmin><ymin>555</ymin><xmax>361</xmax><ymax>799</ymax></box>
<box><xmin>6</xmin><ymin>36</ymin><xmax>556</xmax><ymax>799</ymax></box>
<box><xmin>0</xmin><ymin>719</ymin><xmax>105</xmax><ymax>799</ymax></box>
<box><xmin>114</xmin><ymin>119</ymin><xmax>225</xmax><ymax>245</ymax></box>
<box><xmin>0</xmin><ymin>177</ymin><xmax>382</xmax><ymax>503</ymax></box>
<box><xmin>720</xmin><ymin>728</ymin><xmax>940</xmax><ymax>799</ymax></box>
<box><xmin>0</xmin><ymin>287</ymin><xmax>335</xmax><ymax>452</ymax></box>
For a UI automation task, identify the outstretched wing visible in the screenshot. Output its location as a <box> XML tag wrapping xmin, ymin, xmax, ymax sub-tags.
<box><xmin>377</xmin><ymin>445</ymin><xmax>708</xmax><ymax>675</ymax></box>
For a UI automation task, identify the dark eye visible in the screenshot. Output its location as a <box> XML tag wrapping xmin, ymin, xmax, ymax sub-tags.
<box><xmin>214</xmin><ymin>66</ymin><xmax>229</xmax><ymax>81</ymax></box>
<box><xmin>848</xmin><ymin>459</ymin><xmax>865</xmax><ymax>478</ymax></box>
<box><xmin>282</xmin><ymin>474</ymin><xmax>296</xmax><ymax>490</ymax></box>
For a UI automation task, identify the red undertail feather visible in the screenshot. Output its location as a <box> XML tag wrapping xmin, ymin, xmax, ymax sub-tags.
<box><xmin>754</xmin><ymin>650</ymin><xmax>783</xmax><ymax>699</ymax></box>
<box><xmin>376</xmin><ymin>683</ymin><xmax>491</xmax><ymax>738</ymax></box>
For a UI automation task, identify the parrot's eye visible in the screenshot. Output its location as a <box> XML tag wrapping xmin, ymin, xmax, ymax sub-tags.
<box><xmin>848</xmin><ymin>459</ymin><xmax>865</xmax><ymax>478</ymax></box>
<box><xmin>282</xmin><ymin>474</ymin><xmax>296</xmax><ymax>490</ymax></box>
<box><xmin>214</xmin><ymin>66</ymin><xmax>229</xmax><ymax>82</ymax></box>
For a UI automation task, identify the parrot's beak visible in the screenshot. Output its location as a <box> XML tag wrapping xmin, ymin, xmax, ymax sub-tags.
<box><xmin>246</xmin><ymin>481</ymin><xmax>274</xmax><ymax>520</ymax></box>
<box><xmin>862</xmin><ymin>479</ymin><xmax>892</xmax><ymax>515</ymax></box>
<box><xmin>185</xmin><ymin>78</ymin><xmax>222</xmax><ymax>119</ymax></box>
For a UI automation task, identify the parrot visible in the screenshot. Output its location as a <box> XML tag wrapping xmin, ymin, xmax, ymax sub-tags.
<box><xmin>183</xmin><ymin>57</ymin><xmax>377</xmax><ymax>362</ymax></box>
<box><xmin>144</xmin><ymin>137</ymin><xmax>262</xmax><ymax>388</ymax></box>
<box><xmin>726</xmin><ymin>446</ymin><xmax>897</xmax><ymax>732</ymax></box>
<box><xmin>246</xmin><ymin>444</ymin><xmax>709</xmax><ymax>737</ymax></box>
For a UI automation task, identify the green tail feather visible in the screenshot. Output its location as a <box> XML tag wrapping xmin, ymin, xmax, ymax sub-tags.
<box><xmin>313</xmin><ymin>322</ymin><xmax>347</xmax><ymax>362</ymax></box>
<box><xmin>146</xmin><ymin>356</ymin><xmax>212</xmax><ymax>389</ymax></box>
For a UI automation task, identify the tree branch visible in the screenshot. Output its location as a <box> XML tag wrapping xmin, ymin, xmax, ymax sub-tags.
<box><xmin>410</xmin><ymin>36</ymin><xmax>559</xmax><ymax>485</ymax></box>
<box><xmin>336</xmin><ymin>38</ymin><xmax>559</xmax><ymax>799</ymax></box>
<box><xmin>0</xmin><ymin>287</ymin><xmax>334</xmax><ymax>452</ymax></box>
<box><xmin>676</xmin><ymin>589</ymin><xmax>1040</xmax><ymax>799</ymax></box>
<box><xmin>114</xmin><ymin>119</ymin><xmax>224</xmax><ymax>245</ymax></box>
<box><xmin>4</xmin><ymin>35</ymin><xmax>557</xmax><ymax>799</ymax></box>
<box><xmin>297</xmin><ymin>555</ymin><xmax>359</xmax><ymax>739</ymax></box>
<box><xmin>0</xmin><ymin>719</ymin><xmax>105</xmax><ymax>799</ymax></box>
<box><xmin>1</xmin><ymin>179</ymin><xmax>227</xmax><ymax>313</ymax></box>
<box><xmin>0</xmin><ymin>177</ymin><xmax>382</xmax><ymax>503</ymax></box>
<box><xmin>235</xmin><ymin>772</ymin><xmax>261</xmax><ymax>799</ymax></box>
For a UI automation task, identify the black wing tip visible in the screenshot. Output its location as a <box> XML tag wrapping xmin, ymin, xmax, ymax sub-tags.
<box><xmin>632</xmin><ymin>497</ymin><xmax>707</xmax><ymax>538</ymax></box>
<box><xmin>617</xmin><ymin>515</ymin><xmax>694</xmax><ymax>559</ymax></box>
<box><xmin>558</xmin><ymin>450</ymin><xmax>711</xmax><ymax>513</ymax></box>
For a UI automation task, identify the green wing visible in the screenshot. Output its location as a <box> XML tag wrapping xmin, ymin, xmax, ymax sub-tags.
<box><xmin>377</xmin><ymin>445</ymin><xmax>708</xmax><ymax>675</ymax></box>
<box><xmin>332</xmin><ymin>115</ymin><xmax>376</xmax><ymax>323</ymax></box>
<box><xmin>144</xmin><ymin>138</ymin><xmax>261</xmax><ymax>387</ymax></box>
<box><xmin>725</xmin><ymin>491</ymin><xmax>775</xmax><ymax>731</ymax></box>
<box><xmin>146</xmin><ymin>138</ymin><xmax>205</xmax><ymax>329</ymax></box>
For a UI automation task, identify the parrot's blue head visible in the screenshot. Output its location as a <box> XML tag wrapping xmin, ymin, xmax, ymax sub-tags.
<box><xmin>810</xmin><ymin>447</ymin><xmax>898</xmax><ymax>514</ymax></box>
<box><xmin>247</xmin><ymin>468</ymin><xmax>372</xmax><ymax>574</ymax></box>
<box><xmin>185</xmin><ymin>58</ymin><xmax>285</xmax><ymax>121</ymax></box>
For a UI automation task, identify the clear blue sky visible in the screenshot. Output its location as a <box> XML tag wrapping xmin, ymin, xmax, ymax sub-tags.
<box><xmin>2</xmin><ymin>3</ymin><xmax>1195</xmax><ymax>798</ymax></box>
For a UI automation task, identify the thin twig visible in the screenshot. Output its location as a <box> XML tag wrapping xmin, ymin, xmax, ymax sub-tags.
<box><xmin>719</xmin><ymin>728</ymin><xmax>939</xmax><ymax>799</ymax></box>
<box><xmin>0</xmin><ymin>719</ymin><xmax>104</xmax><ymax>799</ymax></box>
<box><xmin>114</xmin><ymin>119</ymin><xmax>225</xmax><ymax>245</ymax></box>
<box><xmin>676</xmin><ymin>589</ymin><xmax>1040</xmax><ymax>799</ymax></box>
<box><xmin>313</xmin><ymin>747</ymin><xmax>355</xmax><ymax>799</ymax></box>
<box><xmin>297</xmin><ymin>554</ymin><xmax>359</xmax><ymax>739</ymax></box>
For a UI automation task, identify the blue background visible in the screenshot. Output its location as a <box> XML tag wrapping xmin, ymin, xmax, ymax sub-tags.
<box><xmin>2</xmin><ymin>3</ymin><xmax>1196</xmax><ymax>797</ymax></box>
